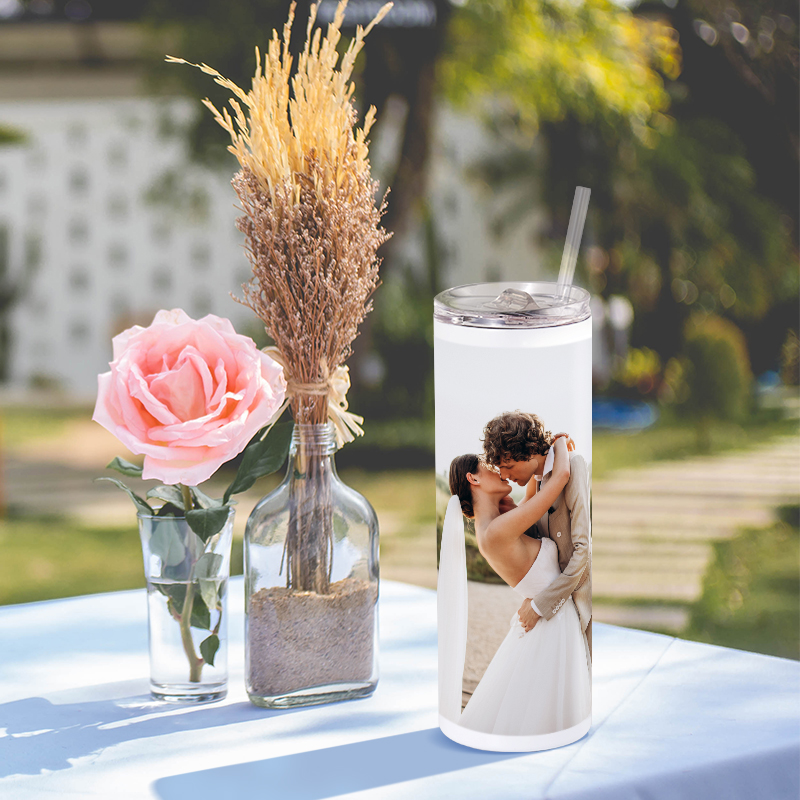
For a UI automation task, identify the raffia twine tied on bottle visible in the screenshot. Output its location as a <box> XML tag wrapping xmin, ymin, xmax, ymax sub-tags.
<box><xmin>261</xmin><ymin>346</ymin><xmax>364</xmax><ymax>449</ymax></box>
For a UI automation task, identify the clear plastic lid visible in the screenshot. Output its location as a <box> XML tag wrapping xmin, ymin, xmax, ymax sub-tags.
<box><xmin>434</xmin><ymin>282</ymin><xmax>591</xmax><ymax>329</ymax></box>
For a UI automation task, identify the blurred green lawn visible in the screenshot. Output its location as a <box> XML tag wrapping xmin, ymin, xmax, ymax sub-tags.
<box><xmin>1</xmin><ymin>405</ymin><xmax>83</xmax><ymax>448</ymax></box>
<box><xmin>2</xmin><ymin>404</ymin><xmax>798</xmax><ymax>661</ymax></box>
<box><xmin>683</xmin><ymin>505</ymin><xmax>800</xmax><ymax>661</ymax></box>
<box><xmin>0</xmin><ymin>515</ymin><xmax>146</xmax><ymax>605</ymax></box>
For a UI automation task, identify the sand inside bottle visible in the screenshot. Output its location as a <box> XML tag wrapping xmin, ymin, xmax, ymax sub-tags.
<box><xmin>247</xmin><ymin>576</ymin><xmax>376</xmax><ymax>696</ymax></box>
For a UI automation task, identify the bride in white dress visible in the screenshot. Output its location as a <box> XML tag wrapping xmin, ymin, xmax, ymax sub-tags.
<box><xmin>441</xmin><ymin>437</ymin><xmax>591</xmax><ymax>741</ymax></box>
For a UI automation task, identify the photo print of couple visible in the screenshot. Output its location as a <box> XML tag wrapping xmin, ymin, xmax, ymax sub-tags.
<box><xmin>434</xmin><ymin>295</ymin><xmax>592</xmax><ymax>752</ymax></box>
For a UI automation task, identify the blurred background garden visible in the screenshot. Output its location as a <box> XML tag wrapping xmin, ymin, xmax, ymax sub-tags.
<box><xmin>0</xmin><ymin>1</ymin><xmax>797</xmax><ymax>660</ymax></box>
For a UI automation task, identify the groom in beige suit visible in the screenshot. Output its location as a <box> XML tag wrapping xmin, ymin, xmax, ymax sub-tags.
<box><xmin>483</xmin><ymin>411</ymin><xmax>592</xmax><ymax>656</ymax></box>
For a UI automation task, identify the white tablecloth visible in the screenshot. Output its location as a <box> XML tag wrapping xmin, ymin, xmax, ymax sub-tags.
<box><xmin>1</xmin><ymin>578</ymin><xmax>798</xmax><ymax>799</ymax></box>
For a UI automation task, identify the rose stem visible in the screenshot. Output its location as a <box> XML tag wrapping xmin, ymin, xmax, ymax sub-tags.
<box><xmin>179</xmin><ymin>583</ymin><xmax>203</xmax><ymax>683</ymax></box>
<box><xmin>181</xmin><ymin>484</ymin><xmax>193</xmax><ymax>513</ymax></box>
<box><xmin>178</xmin><ymin>483</ymin><xmax>203</xmax><ymax>682</ymax></box>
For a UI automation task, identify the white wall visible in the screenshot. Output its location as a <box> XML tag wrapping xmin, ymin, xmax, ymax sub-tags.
<box><xmin>0</xmin><ymin>97</ymin><xmax>254</xmax><ymax>396</ymax></box>
<box><xmin>0</xmin><ymin>96</ymin><xmax>549</xmax><ymax>395</ymax></box>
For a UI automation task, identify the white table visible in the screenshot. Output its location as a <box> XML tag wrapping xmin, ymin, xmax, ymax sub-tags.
<box><xmin>1</xmin><ymin>578</ymin><xmax>798</xmax><ymax>799</ymax></box>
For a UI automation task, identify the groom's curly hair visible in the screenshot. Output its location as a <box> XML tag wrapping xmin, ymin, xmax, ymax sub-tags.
<box><xmin>482</xmin><ymin>411</ymin><xmax>554</xmax><ymax>466</ymax></box>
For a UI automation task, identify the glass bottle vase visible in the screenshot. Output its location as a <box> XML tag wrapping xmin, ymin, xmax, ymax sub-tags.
<box><xmin>244</xmin><ymin>423</ymin><xmax>379</xmax><ymax>707</ymax></box>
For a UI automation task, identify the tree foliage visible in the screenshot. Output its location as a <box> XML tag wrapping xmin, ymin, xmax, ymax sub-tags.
<box><xmin>676</xmin><ymin>312</ymin><xmax>753</xmax><ymax>449</ymax></box>
<box><xmin>572</xmin><ymin>116</ymin><xmax>797</xmax><ymax>356</ymax></box>
<box><xmin>686</xmin><ymin>0</ymin><xmax>799</xmax><ymax>115</ymax></box>
<box><xmin>443</xmin><ymin>0</ymin><xmax>798</xmax><ymax>373</ymax></box>
<box><xmin>442</xmin><ymin>0</ymin><xmax>680</xmax><ymax>139</ymax></box>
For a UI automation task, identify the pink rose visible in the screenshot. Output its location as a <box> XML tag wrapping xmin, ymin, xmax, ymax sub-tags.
<box><xmin>93</xmin><ymin>309</ymin><xmax>286</xmax><ymax>485</ymax></box>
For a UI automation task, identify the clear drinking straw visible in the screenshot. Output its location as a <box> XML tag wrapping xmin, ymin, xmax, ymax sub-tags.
<box><xmin>556</xmin><ymin>186</ymin><xmax>591</xmax><ymax>298</ymax></box>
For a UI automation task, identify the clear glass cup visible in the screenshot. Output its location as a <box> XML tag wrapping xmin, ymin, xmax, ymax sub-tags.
<box><xmin>138</xmin><ymin>509</ymin><xmax>234</xmax><ymax>703</ymax></box>
<box><xmin>244</xmin><ymin>423</ymin><xmax>379</xmax><ymax>708</ymax></box>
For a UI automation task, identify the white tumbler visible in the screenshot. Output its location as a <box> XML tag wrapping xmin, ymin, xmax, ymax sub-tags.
<box><xmin>435</xmin><ymin>282</ymin><xmax>592</xmax><ymax>752</ymax></box>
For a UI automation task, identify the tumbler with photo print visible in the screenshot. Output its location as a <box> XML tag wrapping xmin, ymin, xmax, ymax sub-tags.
<box><xmin>435</xmin><ymin>282</ymin><xmax>592</xmax><ymax>752</ymax></box>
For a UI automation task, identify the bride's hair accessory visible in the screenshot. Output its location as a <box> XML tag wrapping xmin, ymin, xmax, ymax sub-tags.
<box><xmin>438</xmin><ymin>495</ymin><xmax>468</xmax><ymax>722</ymax></box>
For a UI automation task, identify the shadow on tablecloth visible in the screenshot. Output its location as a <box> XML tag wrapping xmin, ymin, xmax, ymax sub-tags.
<box><xmin>0</xmin><ymin>681</ymin><xmax>302</xmax><ymax>778</ymax></box>
<box><xmin>152</xmin><ymin>728</ymin><xmax>522</xmax><ymax>799</ymax></box>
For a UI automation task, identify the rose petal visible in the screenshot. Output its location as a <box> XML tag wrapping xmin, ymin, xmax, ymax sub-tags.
<box><xmin>149</xmin><ymin>355</ymin><xmax>208</xmax><ymax>422</ymax></box>
<box><xmin>127</xmin><ymin>364</ymin><xmax>180</xmax><ymax>426</ymax></box>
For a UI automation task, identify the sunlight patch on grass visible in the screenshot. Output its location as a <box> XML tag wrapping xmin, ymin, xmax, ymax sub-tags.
<box><xmin>592</xmin><ymin>410</ymin><xmax>798</xmax><ymax>481</ymax></box>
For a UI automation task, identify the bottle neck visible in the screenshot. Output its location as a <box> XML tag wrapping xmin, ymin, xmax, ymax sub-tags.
<box><xmin>289</xmin><ymin>423</ymin><xmax>338</xmax><ymax>458</ymax></box>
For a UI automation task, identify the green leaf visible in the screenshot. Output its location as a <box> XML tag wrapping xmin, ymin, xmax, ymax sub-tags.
<box><xmin>199</xmin><ymin>633</ymin><xmax>220</xmax><ymax>667</ymax></box>
<box><xmin>187</xmin><ymin>529</ymin><xmax>207</xmax><ymax>562</ymax></box>
<box><xmin>106</xmin><ymin>457</ymin><xmax>143</xmax><ymax>478</ymax></box>
<box><xmin>186</xmin><ymin>507</ymin><xmax>230</xmax><ymax>542</ymax></box>
<box><xmin>194</xmin><ymin>552</ymin><xmax>223</xmax><ymax>579</ymax></box>
<box><xmin>194</xmin><ymin>553</ymin><xmax>224</xmax><ymax>610</ymax></box>
<box><xmin>147</xmin><ymin>485</ymin><xmax>185</xmax><ymax>510</ymax></box>
<box><xmin>223</xmin><ymin>422</ymin><xmax>292</xmax><ymax>503</ymax></box>
<box><xmin>157</xmin><ymin>582</ymin><xmax>185</xmax><ymax>605</ymax></box>
<box><xmin>190</xmin><ymin>592</ymin><xmax>211</xmax><ymax>630</ymax></box>
<box><xmin>95</xmin><ymin>477</ymin><xmax>152</xmax><ymax>515</ymax></box>
<box><xmin>156</xmin><ymin>502</ymin><xmax>184</xmax><ymax>517</ymax></box>
<box><xmin>190</xmin><ymin>485</ymin><xmax>224</xmax><ymax>509</ymax></box>
<box><xmin>197</xmin><ymin>578</ymin><xmax>220</xmax><ymax>612</ymax></box>
<box><xmin>148</xmin><ymin>517</ymin><xmax>187</xmax><ymax>566</ymax></box>
<box><xmin>165</xmin><ymin>593</ymin><xmax>184</xmax><ymax>622</ymax></box>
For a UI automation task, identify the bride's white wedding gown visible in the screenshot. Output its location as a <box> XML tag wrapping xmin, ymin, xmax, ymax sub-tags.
<box><xmin>459</xmin><ymin>536</ymin><xmax>591</xmax><ymax>736</ymax></box>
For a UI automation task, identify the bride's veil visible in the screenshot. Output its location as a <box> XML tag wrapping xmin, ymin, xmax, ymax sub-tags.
<box><xmin>438</xmin><ymin>495</ymin><xmax>468</xmax><ymax>723</ymax></box>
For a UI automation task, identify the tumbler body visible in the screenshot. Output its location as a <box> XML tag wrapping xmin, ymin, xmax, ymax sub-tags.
<box><xmin>434</xmin><ymin>282</ymin><xmax>592</xmax><ymax>752</ymax></box>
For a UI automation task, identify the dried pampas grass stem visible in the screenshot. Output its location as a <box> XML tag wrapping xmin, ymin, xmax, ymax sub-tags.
<box><xmin>167</xmin><ymin>0</ymin><xmax>392</xmax><ymax>426</ymax></box>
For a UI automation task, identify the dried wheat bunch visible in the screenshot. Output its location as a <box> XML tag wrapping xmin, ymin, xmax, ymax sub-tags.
<box><xmin>168</xmin><ymin>0</ymin><xmax>392</xmax><ymax>426</ymax></box>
